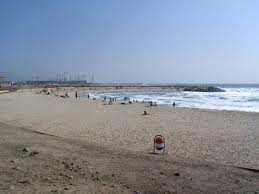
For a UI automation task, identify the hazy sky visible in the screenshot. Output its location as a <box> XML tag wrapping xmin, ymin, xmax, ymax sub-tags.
<box><xmin>1</xmin><ymin>0</ymin><xmax>259</xmax><ymax>83</ymax></box>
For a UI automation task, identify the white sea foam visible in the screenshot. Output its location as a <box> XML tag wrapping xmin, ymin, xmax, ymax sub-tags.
<box><xmin>85</xmin><ymin>87</ymin><xmax>259</xmax><ymax>112</ymax></box>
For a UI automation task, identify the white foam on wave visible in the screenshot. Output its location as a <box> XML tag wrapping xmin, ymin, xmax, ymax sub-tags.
<box><xmin>84</xmin><ymin>87</ymin><xmax>259</xmax><ymax>113</ymax></box>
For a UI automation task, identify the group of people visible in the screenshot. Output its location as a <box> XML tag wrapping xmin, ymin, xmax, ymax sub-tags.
<box><xmin>75</xmin><ymin>91</ymin><xmax>90</xmax><ymax>99</ymax></box>
<box><xmin>148</xmin><ymin>101</ymin><xmax>157</xmax><ymax>107</ymax></box>
<box><xmin>104</xmin><ymin>96</ymin><xmax>117</xmax><ymax>102</ymax></box>
<box><xmin>75</xmin><ymin>92</ymin><xmax>177</xmax><ymax>107</ymax></box>
<box><xmin>103</xmin><ymin>96</ymin><xmax>117</xmax><ymax>105</ymax></box>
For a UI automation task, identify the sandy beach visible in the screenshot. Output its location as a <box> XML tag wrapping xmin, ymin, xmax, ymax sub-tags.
<box><xmin>0</xmin><ymin>90</ymin><xmax>259</xmax><ymax>193</ymax></box>
<box><xmin>1</xmin><ymin>122</ymin><xmax>258</xmax><ymax>193</ymax></box>
<box><xmin>0</xmin><ymin>90</ymin><xmax>258</xmax><ymax>169</ymax></box>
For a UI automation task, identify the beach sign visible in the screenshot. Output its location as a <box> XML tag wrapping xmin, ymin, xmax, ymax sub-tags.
<box><xmin>153</xmin><ymin>135</ymin><xmax>165</xmax><ymax>154</ymax></box>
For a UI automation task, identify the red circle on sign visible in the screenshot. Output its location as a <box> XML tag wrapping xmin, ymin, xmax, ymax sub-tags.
<box><xmin>155</xmin><ymin>136</ymin><xmax>164</xmax><ymax>144</ymax></box>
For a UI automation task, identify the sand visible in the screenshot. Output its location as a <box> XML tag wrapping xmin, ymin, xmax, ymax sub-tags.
<box><xmin>0</xmin><ymin>90</ymin><xmax>258</xmax><ymax>170</ymax></box>
<box><xmin>0</xmin><ymin>90</ymin><xmax>9</xmax><ymax>94</ymax></box>
<box><xmin>1</xmin><ymin>122</ymin><xmax>258</xmax><ymax>193</ymax></box>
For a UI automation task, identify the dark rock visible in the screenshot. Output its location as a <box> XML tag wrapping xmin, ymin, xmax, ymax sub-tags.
<box><xmin>174</xmin><ymin>172</ymin><xmax>180</xmax><ymax>176</ymax></box>
<box><xmin>65</xmin><ymin>175</ymin><xmax>73</xmax><ymax>179</ymax></box>
<box><xmin>12</xmin><ymin>166</ymin><xmax>21</xmax><ymax>170</ymax></box>
<box><xmin>22</xmin><ymin>147</ymin><xmax>29</xmax><ymax>152</ymax></box>
<box><xmin>62</xmin><ymin>161</ymin><xmax>69</xmax><ymax>169</ymax></box>
<box><xmin>181</xmin><ymin>86</ymin><xmax>225</xmax><ymax>92</ymax></box>
<box><xmin>91</xmin><ymin>174</ymin><xmax>100</xmax><ymax>181</ymax></box>
<box><xmin>29</xmin><ymin>151</ymin><xmax>39</xmax><ymax>156</ymax></box>
<box><xmin>123</xmin><ymin>184</ymin><xmax>130</xmax><ymax>189</ymax></box>
<box><xmin>18</xmin><ymin>179</ymin><xmax>31</xmax><ymax>184</ymax></box>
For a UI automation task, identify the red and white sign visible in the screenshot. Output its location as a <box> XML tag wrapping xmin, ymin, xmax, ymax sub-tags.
<box><xmin>154</xmin><ymin>135</ymin><xmax>165</xmax><ymax>154</ymax></box>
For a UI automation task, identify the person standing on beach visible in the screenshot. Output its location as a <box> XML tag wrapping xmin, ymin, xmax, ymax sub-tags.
<box><xmin>75</xmin><ymin>91</ymin><xmax>78</xmax><ymax>99</ymax></box>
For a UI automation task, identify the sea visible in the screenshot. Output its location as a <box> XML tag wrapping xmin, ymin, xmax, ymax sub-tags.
<box><xmin>86</xmin><ymin>84</ymin><xmax>259</xmax><ymax>113</ymax></box>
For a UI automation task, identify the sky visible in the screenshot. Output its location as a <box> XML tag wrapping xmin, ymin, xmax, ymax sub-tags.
<box><xmin>0</xmin><ymin>0</ymin><xmax>259</xmax><ymax>83</ymax></box>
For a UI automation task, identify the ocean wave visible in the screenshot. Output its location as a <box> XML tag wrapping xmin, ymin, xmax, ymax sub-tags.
<box><xmin>84</xmin><ymin>87</ymin><xmax>259</xmax><ymax>113</ymax></box>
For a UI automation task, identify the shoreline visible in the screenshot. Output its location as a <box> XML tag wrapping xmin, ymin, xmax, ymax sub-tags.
<box><xmin>4</xmin><ymin>87</ymin><xmax>259</xmax><ymax>114</ymax></box>
<box><xmin>89</xmin><ymin>94</ymin><xmax>259</xmax><ymax>114</ymax></box>
<box><xmin>80</xmin><ymin>90</ymin><xmax>259</xmax><ymax>114</ymax></box>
